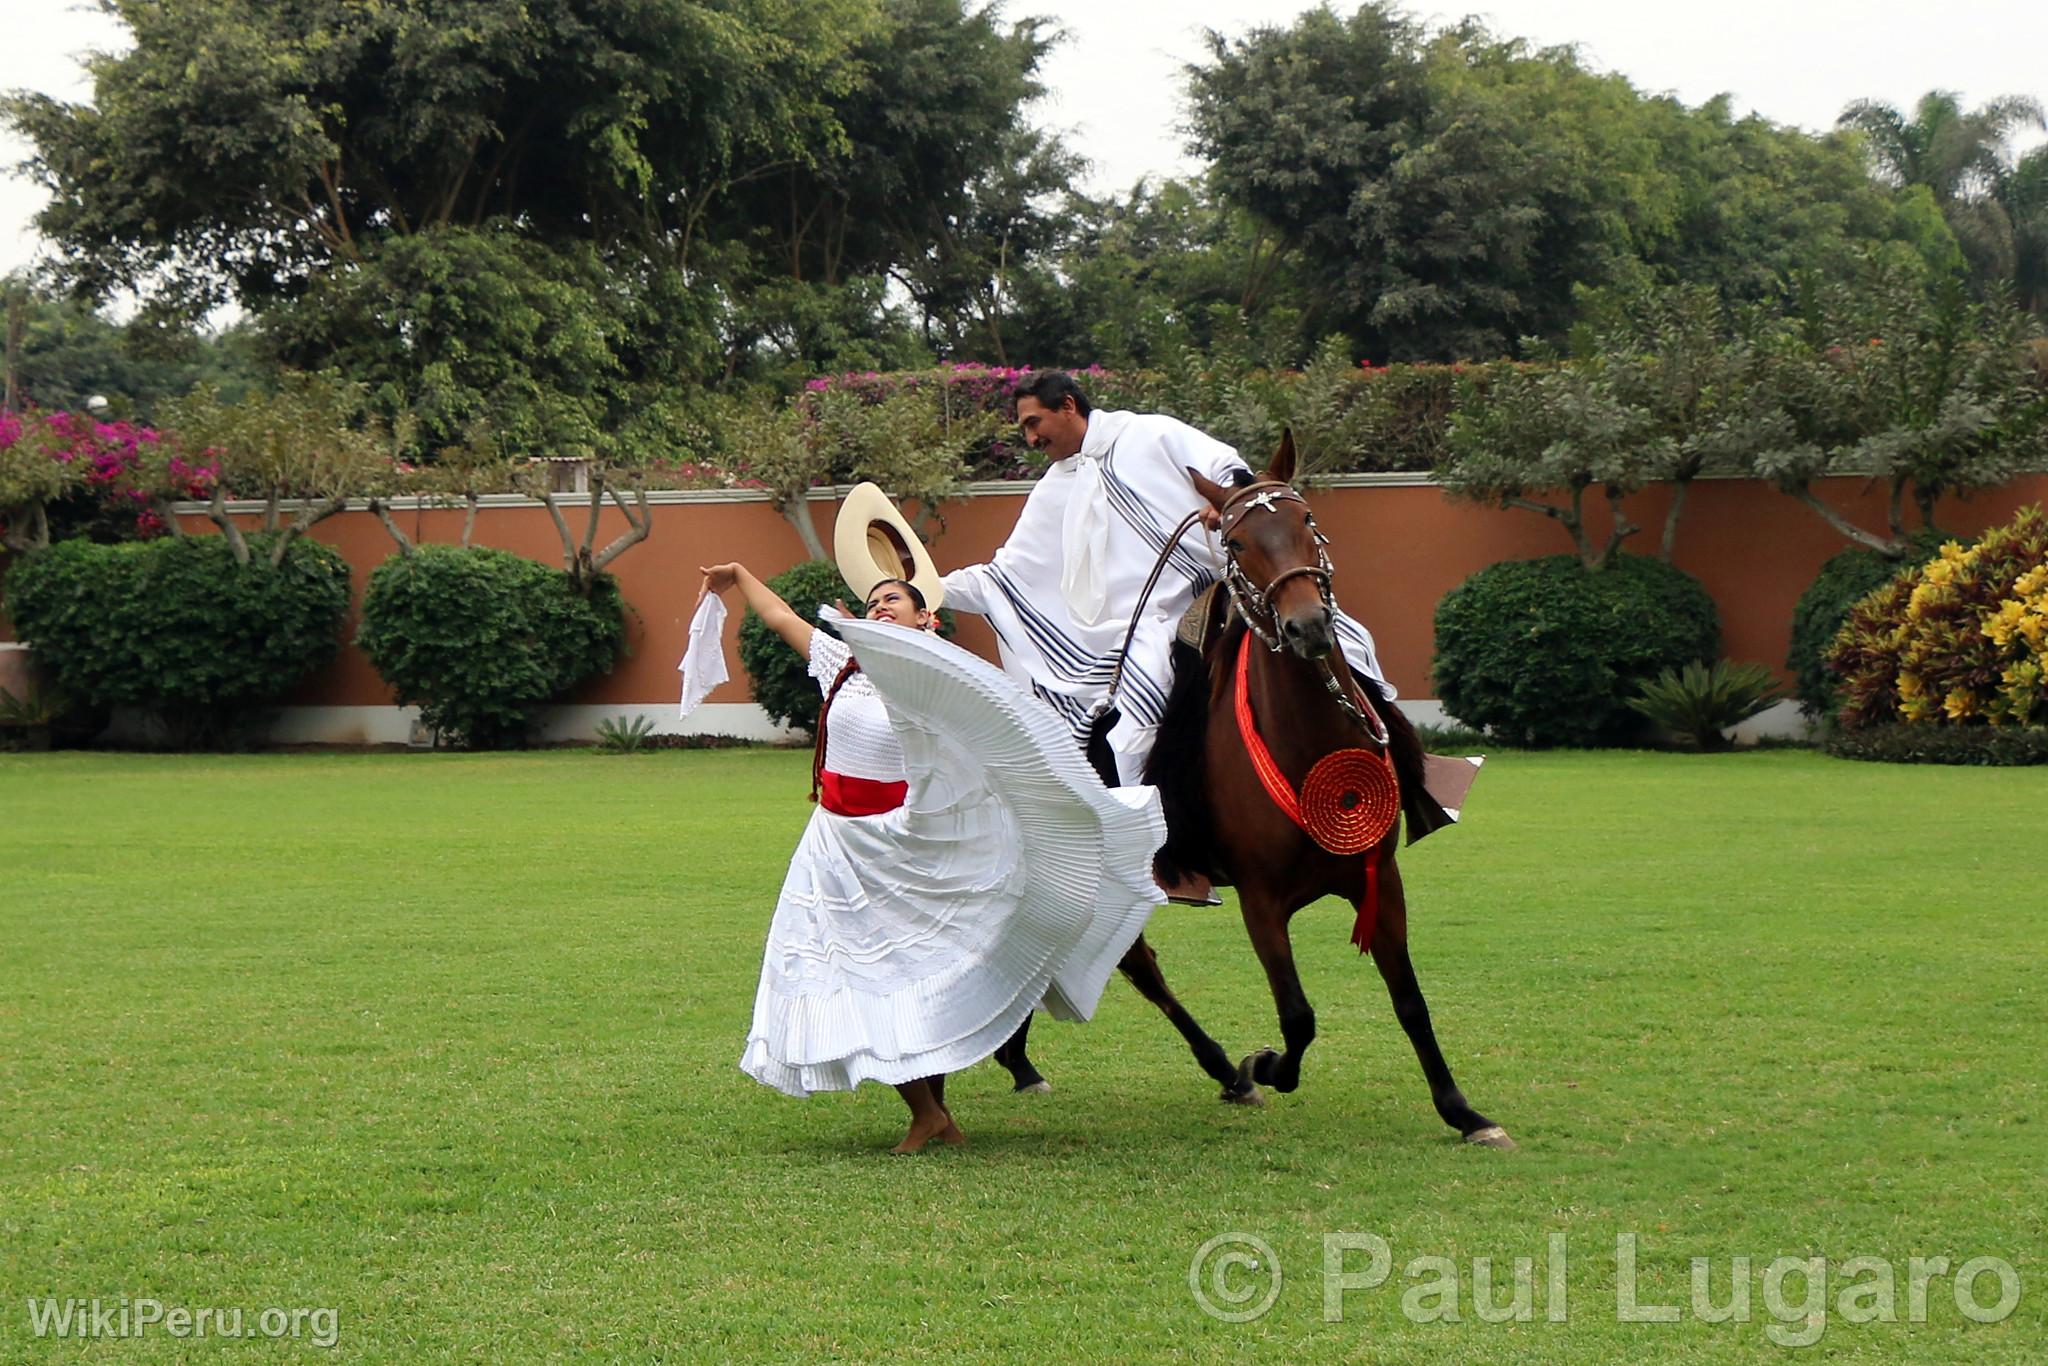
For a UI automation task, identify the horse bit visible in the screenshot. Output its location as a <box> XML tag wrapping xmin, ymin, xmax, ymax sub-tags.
<box><xmin>1217</xmin><ymin>481</ymin><xmax>1389</xmax><ymax>746</ymax></box>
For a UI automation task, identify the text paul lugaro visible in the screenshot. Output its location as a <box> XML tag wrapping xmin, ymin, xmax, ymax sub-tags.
<box><xmin>1317</xmin><ymin>1232</ymin><xmax>2020</xmax><ymax>1343</ymax></box>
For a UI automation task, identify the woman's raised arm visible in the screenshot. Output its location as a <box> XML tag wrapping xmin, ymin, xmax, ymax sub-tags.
<box><xmin>698</xmin><ymin>563</ymin><xmax>814</xmax><ymax>657</ymax></box>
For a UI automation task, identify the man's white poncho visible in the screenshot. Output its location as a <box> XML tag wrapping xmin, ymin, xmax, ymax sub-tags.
<box><xmin>942</xmin><ymin>409</ymin><xmax>1391</xmax><ymax>783</ymax></box>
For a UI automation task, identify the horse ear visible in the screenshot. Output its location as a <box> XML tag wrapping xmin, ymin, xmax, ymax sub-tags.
<box><xmin>1187</xmin><ymin>466</ymin><xmax>1229</xmax><ymax>512</ymax></box>
<box><xmin>1269</xmin><ymin>429</ymin><xmax>1297</xmax><ymax>485</ymax></box>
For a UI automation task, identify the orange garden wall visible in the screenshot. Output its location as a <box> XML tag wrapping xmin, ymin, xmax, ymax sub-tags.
<box><xmin>6</xmin><ymin>474</ymin><xmax>2047</xmax><ymax>729</ymax></box>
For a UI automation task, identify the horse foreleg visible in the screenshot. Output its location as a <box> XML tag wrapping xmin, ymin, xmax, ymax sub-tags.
<box><xmin>1117</xmin><ymin>934</ymin><xmax>1256</xmax><ymax>1103</ymax></box>
<box><xmin>1369</xmin><ymin>891</ymin><xmax>1513</xmax><ymax>1148</ymax></box>
<box><xmin>991</xmin><ymin>1017</ymin><xmax>1050</xmax><ymax>1094</ymax></box>
<box><xmin>1238</xmin><ymin>898</ymin><xmax>1315</xmax><ymax>1095</ymax></box>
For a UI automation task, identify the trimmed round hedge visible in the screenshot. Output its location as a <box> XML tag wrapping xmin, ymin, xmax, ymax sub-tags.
<box><xmin>1432</xmin><ymin>553</ymin><xmax>1720</xmax><ymax>747</ymax></box>
<box><xmin>1786</xmin><ymin>532</ymin><xmax>1947</xmax><ymax>718</ymax></box>
<box><xmin>357</xmin><ymin>545</ymin><xmax>626</xmax><ymax>749</ymax></box>
<box><xmin>2</xmin><ymin>533</ymin><xmax>351</xmax><ymax>747</ymax></box>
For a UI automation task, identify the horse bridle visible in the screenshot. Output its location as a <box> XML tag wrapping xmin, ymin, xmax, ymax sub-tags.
<box><xmin>1217</xmin><ymin>482</ymin><xmax>1335</xmax><ymax>652</ymax></box>
<box><xmin>1217</xmin><ymin>480</ymin><xmax>1388</xmax><ymax>745</ymax></box>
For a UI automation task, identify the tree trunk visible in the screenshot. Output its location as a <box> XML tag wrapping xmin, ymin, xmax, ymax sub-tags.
<box><xmin>208</xmin><ymin>485</ymin><xmax>251</xmax><ymax>564</ymax></box>
<box><xmin>780</xmin><ymin>498</ymin><xmax>828</xmax><ymax>561</ymax></box>
<box><xmin>539</xmin><ymin>488</ymin><xmax>579</xmax><ymax>573</ymax></box>
<box><xmin>1659</xmin><ymin>480</ymin><xmax>1692</xmax><ymax>564</ymax></box>
<box><xmin>1595</xmin><ymin>486</ymin><xmax>1640</xmax><ymax>569</ymax></box>
<box><xmin>461</xmin><ymin>493</ymin><xmax>479</xmax><ymax>549</ymax></box>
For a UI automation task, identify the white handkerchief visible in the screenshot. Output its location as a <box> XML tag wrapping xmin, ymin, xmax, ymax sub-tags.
<box><xmin>677</xmin><ymin>594</ymin><xmax>729</xmax><ymax>719</ymax></box>
<box><xmin>1060</xmin><ymin>450</ymin><xmax>1111</xmax><ymax>626</ymax></box>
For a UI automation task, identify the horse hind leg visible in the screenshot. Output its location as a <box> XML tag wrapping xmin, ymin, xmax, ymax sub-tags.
<box><xmin>1370</xmin><ymin>894</ymin><xmax>1514</xmax><ymax>1149</ymax></box>
<box><xmin>991</xmin><ymin>1017</ymin><xmax>1051</xmax><ymax>1094</ymax></box>
<box><xmin>1117</xmin><ymin>934</ymin><xmax>1259</xmax><ymax>1104</ymax></box>
<box><xmin>1237</xmin><ymin>898</ymin><xmax>1316</xmax><ymax>1095</ymax></box>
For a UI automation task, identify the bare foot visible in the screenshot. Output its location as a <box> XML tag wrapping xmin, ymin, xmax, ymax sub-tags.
<box><xmin>889</xmin><ymin>1113</ymin><xmax>966</xmax><ymax>1154</ymax></box>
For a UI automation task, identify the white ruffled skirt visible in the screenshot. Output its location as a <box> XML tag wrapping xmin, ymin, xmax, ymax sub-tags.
<box><xmin>739</xmin><ymin>613</ymin><xmax>1165</xmax><ymax>1097</ymax></box>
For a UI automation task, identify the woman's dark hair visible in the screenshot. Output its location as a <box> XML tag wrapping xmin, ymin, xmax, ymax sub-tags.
<box><xmin>865</xmin><ymin>577</ymin><xmax>927</xmax><ymax>611</ymax></box>
<box><xmin>1009</xmin><ymin>370</ymin><xmax>1092</xmax><ymax>417</ymax></box>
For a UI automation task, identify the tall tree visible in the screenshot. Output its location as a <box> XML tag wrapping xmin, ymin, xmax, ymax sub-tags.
<box><xmin>2</xmin><ymin>1</ymin><xmax>1069</xmax><ymax>444</ymax></box>
<box><xmin>1003</xmin><ymin>178</ymin><xmax>1311</xmax><ymax>369</ymax></box>
<box><xmin>1837</xmin><ymin>90</ymin><xmax>2047</xmax><ymax>292</ymax></box>
<box><xmin>1188</xmin><ymin>4</ymin><xmax>1963</xmax><ymax>362</ymax></box>
<box><xmin>2000</xmin><ymin>146</ymin><xmax>2048</xmax><ymax>318</ymax></box>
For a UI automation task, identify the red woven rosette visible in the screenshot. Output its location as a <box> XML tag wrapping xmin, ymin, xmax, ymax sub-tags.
<box><xmin>1300</xmin><ymin>749</ymin><xmax>1399</xmax><ymax>855</ymax></box>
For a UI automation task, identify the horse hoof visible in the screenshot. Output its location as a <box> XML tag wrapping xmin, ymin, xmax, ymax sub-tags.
<box><xmin>1241</xmin><ymin>1048</ymin><xmax>1280</xmax><ymax>1088</ymax></box>
<box><xmin>1463</xmin><ymin>1125</ymin><xmax>1516</xmax><ymax>1151</ymax></box>
<box><xmin>1013</xmin><ymin>1080</ymin><xmax>1052</xmax><ymax>1096</ymax></box>
<box><xmin>1220</xmin><ymin>1083</ymin><xmax>1264</xmax><ymax>1107</ymax></box>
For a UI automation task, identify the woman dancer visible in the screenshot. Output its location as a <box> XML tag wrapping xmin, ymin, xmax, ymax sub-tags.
<box><xmin>697</xmin><ymin>560</ymin><xmax>1162</xmax><ymax>1153</ymax></box>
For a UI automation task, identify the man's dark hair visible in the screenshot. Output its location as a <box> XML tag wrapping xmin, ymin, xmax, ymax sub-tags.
<box><xmin>1010</xmin><ymin>370</ymin><xmax>1092</xmax><ymax>417</ymax></box>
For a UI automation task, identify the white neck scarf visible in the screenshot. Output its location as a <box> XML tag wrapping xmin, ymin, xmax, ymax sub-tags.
<box><xmin>1059</xmin><ymin>413</ymin><xmax>1123</xmax><ymax>626</ymax></box>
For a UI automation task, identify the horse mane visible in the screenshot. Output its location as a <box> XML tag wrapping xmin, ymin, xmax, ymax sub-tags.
<box><xmin>1143</xmin><ymin>617</ymin><xmax>1246</xmax><ymax>885</ymax></box>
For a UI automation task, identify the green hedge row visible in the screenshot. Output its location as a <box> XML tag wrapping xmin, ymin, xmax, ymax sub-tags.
<box><xmin>3</xmin><ymin>535</ymin><xmax>350</xmax><ymax>747</ymax></box>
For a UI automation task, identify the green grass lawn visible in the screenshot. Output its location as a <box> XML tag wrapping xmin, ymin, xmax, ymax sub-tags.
<box><xmin>1</xmin><ymin>747</ymin><xmax>2042</xmax><ymax>1362</ymax></box>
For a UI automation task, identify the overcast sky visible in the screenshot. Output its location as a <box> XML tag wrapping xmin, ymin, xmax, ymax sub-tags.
<box><xmin>5</xmin><ymin>0</ymin><xmax>2046</xmax><ymax>281</ymax></box>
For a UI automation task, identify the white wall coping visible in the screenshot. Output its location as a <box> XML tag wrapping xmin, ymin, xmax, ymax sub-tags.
<box><xmin>161</xmin><ymin>466</ymin><xmax>1902</xmax><ymax>517</ymax></box>
<box><xmin>164</xmin><ymin>471</ymin><xmax>1460</xmax><ymax>515</ymax></box>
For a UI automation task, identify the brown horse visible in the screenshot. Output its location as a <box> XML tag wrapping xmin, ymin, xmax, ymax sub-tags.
<box><xmin>993</xmin><ymin>434</ymin><xmax>1512</xmax><ymax>1148</ymax></box>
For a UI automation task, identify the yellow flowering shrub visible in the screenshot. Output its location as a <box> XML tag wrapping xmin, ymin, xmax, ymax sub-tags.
<box><xmin>1827</xmin><ymin>506</ymin><xmax>2048</xmax><ymax>730</ymax></box>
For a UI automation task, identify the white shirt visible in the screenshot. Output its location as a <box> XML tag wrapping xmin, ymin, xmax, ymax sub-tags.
<box><xmin>808</xmin><ymin>631</ymin><xmax>908</xmax><ymax>782</ymax></box>
<box><xmin>942</xmin><ymin>409</ymin><xmax>1391</xmax><ymax>782</ymax></box>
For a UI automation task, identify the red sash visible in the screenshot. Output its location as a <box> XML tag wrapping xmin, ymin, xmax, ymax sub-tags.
<box><xmin>817</xmin><ymin>770</ymin><xmax>908</xmax><ymax>817</ymax></box>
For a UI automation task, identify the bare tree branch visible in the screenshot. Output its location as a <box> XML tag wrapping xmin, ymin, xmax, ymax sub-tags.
<box><xmin>270</xmin><ymin>495</ymin><xmax>349</xmax><ymax>566</ymax></box>
<box><xmin>590</xmin><ymin>484</ymin><xmax>652</xmax><ymax>573</ymax></box>
<box><xmin>580</xmin><ymin>472</ymin><xmax>604</xmax><ymax>563</ymax></box>
<box><xmin>1503</xmin><ymin>495</ymin><xmax>1571</xmax><ymax>522</ymax></box>
<box><xmin>1597</xmin><ymin>486</ymin><xmax>1641</xmax><ymax>568</ymax></box>
<box><xmin>368</xmin><ymin>497</ymin><xmax>414</xmax><ymax>556</ymax></box>
<box><xmin>151</xmin><ymin>497</ymin><xmax>186</xmax><ymax>538</ymax></box>
<box><xmin>539</xmin><ymin>487</ymin><xmax>577</xmax><ymax>571</ymax></box>
<box><xmin>1795</xmin><ymin>487</ymin><xmax>1904</xmax><ymax>554</ymax></box>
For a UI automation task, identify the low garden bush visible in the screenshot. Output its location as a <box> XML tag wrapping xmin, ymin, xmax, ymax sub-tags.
<box><xmin>1823</xmin><ymin>722</ymin><xmax>2048</xmax><ymax>765</ymax></box>
<box><xmin>357</xmin><ymin>544</ymin><xmax>626</xmax><ymax>748</ymax></box>
<box><xmin>1785</xmin><ymin>532</ymin><xmax>1948</xmax><ymax>717</ymax></box>
<box><xmin>1432</xmin><ymin>553</ymin><xmax>1720</xmax><ymax>747</ymax></box>
<box><xmin>1626</xmin><ymin>660</ymin><xmax>1787</xmax><ymax>750</ymax></box>
<box><xmin>3</xmin><ymin>534</ymin><xmax>350</xmax><ymax>746</ymax></box>
<box><xmin>1826</xmin><ymin>506</ymin><xmax>2048</xmax><ymax>738</ymax></box>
